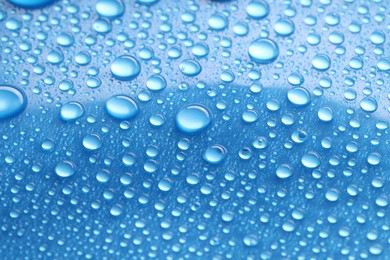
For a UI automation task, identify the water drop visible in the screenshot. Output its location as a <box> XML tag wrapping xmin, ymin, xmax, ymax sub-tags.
<box><xmin>301</xmin><ymin>152</ymin><xmax>321</xmax><ymax>169</ymax></box>
<box><xmin>203</xmin><ymin>145</ymin><xmax>227</xmax><ymax>165</ymax></box>
<box><xmin>242</xmin><ymin>110</ymin><xmax>259</xmax><ymax>123</ymax></box>
<box><xmin>360</xmin><ymin>97</ymin><xmax>378</xmax><ymax>113</ymax></box>
<box><xmin>106</xmin><ymin>95</ymin><xmax>139</xmax><ymax>120</ymax></box>
<box><xmin>248</xmin><ymin>38</ymin><xmax>279</xmax><ymax>64</ymax></box>
<box><xmin>111</xmin><ymin>55</ymin><xmax>141</xmax><ymax>81</ymax></box>
<box><xmin>208</xmin><ymin>13</ymin><xmax>228</xmax><ymax>30</ymax></box>
<box><xmin>367</xmin><ymin>153</ymin><xmax>381</xmax><ymax>166</ymax></box>
<box><xmin>60</xmin><ymin>101</ymin><xmax>85</xmax><ymax>122</ymax></box>
<box><xmin>57</xmin><ymin>33</ymin><xmax>74</xmax><ymax>47</ymax></box>
<box><xmin>55</xmin><ymin>161</ymin><xmax>76</xmax><ymax>178</ymax></box>
<box><xmin>146</xmin><ymin>75</ymin><xmax>167</xmax><ymax>91</ymax></box>
<box><xmin>326</xmin><ymin>188</ymin><xmax>340</xmax><ymax>202</ymax></box>
<box><xmin>243</xmin><ymin>234</ymin><xmax>259</xmax><ymax>247</ymax></box>
<box><xmin>96</xmin><ymin>0</ymin><xmax>124</xmax><ymax>19</ymax></box>
<box><xmin>96</xmin><ymin>170</ymin><xmax>111</xmax><ymax>183</ymax></box>
<box><xmin>175</xmin><ymin>104</ymin><xmax>211</xmax><ymax>134</ymax></box>
<box><xmin>287</xmin><ymin>87</ymin><xmax>311</xmax><ymax>107</ymax></box>
<box><xmin>274</xmin><ymin>18</ymin><xmax>295</xmax><ymax>37</ymax></box>
<box><xmin>0</xmin><ymin>85</ymin><xmax>27</xmax><ymax>120</ymax></box>
<box><xmin>179</xmin><ymin>59</ymin><xmax>202</xmax><ymax>77</ymax></box>
<box><xmin>7</xmin><ymin>0</ymin><xmax>56</xmax><ymax>8</ymax></box>
<box><xmin>317</xmin><ymin>106</ymin><xmax>334</xmax><ymax>122</ymax></box>
<box><xmin>158</xmin><ymin>179</ymin><xmax>172</xmax><ymax>192</ymax></box>
<box><xmin>276</xmin><ymin>164</ymin><xmax>293</xmax><ymax>179</ymax></box>
<box><xmin>377</xmin><ymin>58</ymin><xmax>390</xmax><ymax>71</ymax></box>
<box><xmin>83</xmin><ymin>134</ymin><xmax>103</xmax><ymax>151</ymax></box>
<box><xmin>246</xmin><ymin>1</ymin><xmax>269</xmax><ymax>19</ymax></box>
<box><xmin>312</xmin><ymin>54</ymin><xmax>331</xmax><ymax>71</ymax></box>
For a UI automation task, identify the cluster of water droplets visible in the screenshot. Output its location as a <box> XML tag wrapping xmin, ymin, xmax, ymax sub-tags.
<box><xmin>0</xmin><ymin>0</ymin><xmax>389</xmax><ymax>259</ymax></box>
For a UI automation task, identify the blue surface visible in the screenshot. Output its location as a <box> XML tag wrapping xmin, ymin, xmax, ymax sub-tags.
<box><xmin>0</xmin><ymin>0</ymin><xmax>389</xmax><ymax>259</ymax></box>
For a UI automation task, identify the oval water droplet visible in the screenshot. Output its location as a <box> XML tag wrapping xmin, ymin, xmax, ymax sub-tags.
<box><xmin>274</xmin><ymin>18</ymin><xmax>295</xmax><ymax>37</ymax></box>
<box><xmin>146</xmin><ymin>75</ymin><xmax>167</xmax><ymax>91</ymax></box>
<box><xmin>203</xmin><ymin>145</ymin><xmax>227</xmax><ymax>165</ymax></box>
<box><xmin>276</xmin><ymin>164</ymin><xmax>293</xmax><ymax>179</ymax></box>
<box><xmin>179</xmin><ymin>59</ymin><xmax>202</xmax><ymax>77</ymax></box>
<box><xmin>301</xmin><ymin>152</ymin><xmax>321</xmax><ymax>169</ymax></box>
<box><xmin>60</xmin><ymin>101</ymin><xmax>85</xmax><ymax>122</ymax></box>
<box><xmin>96</xmin><ymin>0</ymin><xmax>124</xmax><ymax>19</ymax></box>
<box><xmin>0</xmin><ymin>85</ymin><xmax>27</xmax><ymax>120</ymax></box>
<box><xmin>317</xmin><ymin>106</ymin><xmax>333</xmax><ymax>122</ymax></box>
<box><xmin>287</xmin><ymin>87</ymin><xmax>311</xmax><ymax>107</ymax></box>
<box><xmin>208</xmin><ymin>13</ymin><xmax>228</xmax><ymax>30</ymax></box>
<box><xmin>360</xmin><ymin>97</ymin><xmax>378</xmax><ymax>113</ymax></box>
<box><xmin>248</xmin><ymin>38</ymin><xmax>279</xmax><ymax>64</ymax></box>
<box><xmin>175</xmin><ymin>104</ymin><xmax>211</xmax><ymax>134</ymax></box>
<box><xmin>8</xmin><ymin>0</ymin><xmax>56</xmax><ymax>8</ymax></box>
<box><xmin>106</xmin><ymin>95</ymin><xmax>139</xmax><ymax>120</ymax></box>
<box><xmin>312</xmin><ymin>54</ymin><xmax>331</xmax><ymax>71</ymax></box>
<box><xmin>83</xmin><ymin>134</ymin><xmax>103</xmax><ymax>151</ymax></box>
<box><xmin>246</xmin><ymin>1</ymin><xmax>269</xmax><ymax>19</ymax></box>
<box><xmin>111</xmin><ymin>55</ymin><xmax>141</xmax><ymax>81</ymax></box>
<box><xmin>55</xmin><ymin>161</ymin><xmax>76</xmax><ymax>178</ymax></box>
